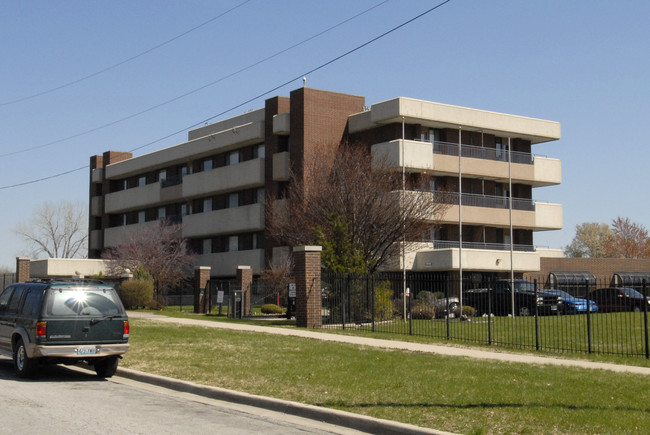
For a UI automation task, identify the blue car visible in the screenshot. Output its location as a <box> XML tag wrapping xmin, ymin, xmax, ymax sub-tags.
<box><xmin>545</xmin><ymin>289</ymin><xmax>598</xmax><ymax>314</ymax></box>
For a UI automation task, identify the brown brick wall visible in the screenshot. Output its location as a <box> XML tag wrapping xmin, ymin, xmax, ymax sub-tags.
<box><xmin>194</xmin><ymin>266</ymin><xmax>211</xmax><ymax>313</ymax></box>
<box><xmin>530</xmin><ymin>257</ymin><xmax>650</xmax><ymax>283</ymax></box>
<box><xmin>16</xmin><ymin>257</ymin><xmax>30</xmax><ymax>283</ymax></box>
<box><xmin>294</xmin><ymin>246</ymin><xmax>322</xmax><ymax>328</ymax></box>
<box><xmin>237</xmin><ymin>266</ymin><xmax>253</xmax><ymax>316</ymax></box>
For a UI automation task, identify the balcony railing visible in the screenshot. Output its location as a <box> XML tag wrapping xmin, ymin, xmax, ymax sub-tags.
<box><xmin>433</xmin><ymin>240</ymin><xmax>536</xmax><ymax>252</ymax></box>
<box><xmin>438</xmin><ymin>192</ymin><xmax>535</xmax><ymax>211</ymax></box>
<box><xmin>428</xmin><ymin>140</ymin><xmax>534</xmax><ymax>165</ymax></box>
<box><xmin>161</xmin><ymin>176</ymin><xmax>182</xmax><ymax>188</ymax></box>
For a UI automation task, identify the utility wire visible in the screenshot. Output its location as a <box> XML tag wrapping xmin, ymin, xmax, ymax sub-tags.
<box><xmin>0</xmin><ymin>0</ymin><xmax>252</xmax><ymax>107</ymax></box>
<box><xmin>0</xmin><ymin>0</ymin><xmax>453</xmax><ymax>190</ymax></box>
<box><xmin>0</xmin><ymin>0</ymin><xmax>389</xmax><ymax>158</ymax></box>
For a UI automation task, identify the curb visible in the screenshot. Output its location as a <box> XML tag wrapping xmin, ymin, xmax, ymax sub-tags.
<box><xmin>115</xmin><ymin>367</ymin><xmax>455</xmax><ymax>435</ymax></box>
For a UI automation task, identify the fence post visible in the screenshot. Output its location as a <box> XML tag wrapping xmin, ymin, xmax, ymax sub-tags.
<box><xmin>445</xmin><ymin>275</ymin><xmax>450</xmax><ymax>340</ymax></box>
<box><xmin>643</xmin><ymin>279</ymin><xmax>649</xmax><ymax>359</ymax></box>
<box><xmin>585</xmin><ymin>279</ymin><xmax>593</xmax><ymax>354</ymax></box>
<box><xmin>586</xmin><ymin>279</ymin><xmax>593</xmax><ymax>354</ymax></box>
<box><xmin>370</xmin><ymin>275</ymin><xmax>375</xmax><ymax>332</ymax></box>
<box><xmin>487</xmin><ymin>275</ymin><xmax>493</xmax><ymax>346</ymax></box>
<box><xmin>534</xmin><ymin>279</ymin><xmax>540</xmax><ymax>351</ymax></box>
<box><xmin>408</xmin><ymin>287</ymin><xmax>413</xmax><ymax>336</ymax></box>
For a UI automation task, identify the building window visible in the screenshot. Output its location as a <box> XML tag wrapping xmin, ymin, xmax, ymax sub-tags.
<box><xmin>202</xmin><ymin>159</ymin><xmax>213</xmax><ymax>171</ymax></box>
<box><xmin>202</xmin><ymin>239</ymin><xmax>211</xmax><ymax>255</ymax></box>
<box><xmin>138</xmin><ymin>211</ymin><xmax>145</xmax><ymax>223</ymax></box>
<box><xmin>203</xmin><ymin>198</ymin><xmax>212</xmax><ymax>212</ymax></box>
<box><xmin>228</xmin><ymin>235</ymin><xmax>238</xmax><ymax>252</ymax></box>
<box><xmin>256</xmin><ymin>188</ymin><xmax>265</xmax><ymax>204</ymax></box>
<box><xmin>228</xmin><ymin>193</ymin><xmax>239</xmax><ymax>208</ymax></box>
<box><xmin>228</xmin><ymin>151</ymin><xmax>239</xmax><ymax>166</ymax></box>
<box><xmin>138</xmin><ymin>176</ymin><xmax>146</xmax><ymax>187</ymax></box>
<box><xmin>255</xmin><ymin>144</ymin><xmax>265</xmax><ymax>159</ymax></box>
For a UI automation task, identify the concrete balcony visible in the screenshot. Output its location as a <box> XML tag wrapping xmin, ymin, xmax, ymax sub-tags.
<box><xmin>183</xmin><ymin>158</ymin><xmax>265</xmax><ymax>198</ymax></box>
<box><xmin>371</xmin><ymin>139</ymin><xmax>434</xmax><ymax>172</ymax></box>
<box><xmin>182</xmin><ymin>203</ymin><xmax>264</xmax><ymax>238</ymax></box>
<box><xmin>194</xmin><ymin>249</ymin><xmax>265</xmax><ymax>276</ymax></box>
<box><xmin>90</xmin><ymin>196</ymin><xmax>103</xmax><ymax>216</ymax></box>
<box><xmin>91</xmin><ymin>168</ymin><xmax>103</xmax><ymax>183</ymax></box>
<box><xmin>103</xmin><ymin>221</ymin><xmax>159</xmax><ymax>248</ymax></box>
<box><xmin>272</xmin><ymin>152</ymin><xmax>290</xmax><ymax>181</ymax></box>
<box><xmin>349</xmin><ymin>97</ymin><xmax>561</xmax><ymax>144</ymax></box>
<box><xmin>89</xmin><ymin>230</ymin><xmax>103</xmax><ymax>250</ymax></box>
<box><xmin>106</xmin><ymin>120</ymin><xmax>265</xmax><ymax>179</ymax></box>
<box><xmin>104</xmin><ymin>182</ymin><xmax>161</xmax><ymax>213</ymax></box>
<box><xmin>272</xmin><ymin>113</ymin><xmax>290</xmax><ymax>135</ymax></box>
<box><xmin>438</xmin><ymin>200</ymin><xmax>562</xmax><ymax>230</ymax></box>
<box><xmin>411</xmin><ymin>246</ymin><xmax>541</xmax><ymax>273</ymax></box>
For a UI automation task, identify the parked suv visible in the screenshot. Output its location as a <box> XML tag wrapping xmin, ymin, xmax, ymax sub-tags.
<box><xmin>0</xmin><ymin>280</ymin><xmax>129</xmax><ymax>378</ymax></box>
<box><xmin>463</xmin><ymin>279</ymin><xmax>562</xmax><ymax>317</ymax></box>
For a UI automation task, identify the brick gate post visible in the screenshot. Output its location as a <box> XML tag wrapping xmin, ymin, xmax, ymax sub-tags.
<box><xmin>237</xmin><ymin>266</ymin><xmax>252</xmax><ymax>316</ymax></box>
<box><xmin>16</xmin><ymin>257</ymin><xmax>30</xmax><ymax>283</ymax></box>
<box><xmin>194</xmin><ymin>266</ymin><xmax>211</xmax><ymax>314</ymax></box>
<box><xmin>293</xmin><ymin>246</ymin><xmax>322</xmax><ymax>328</ymax></box>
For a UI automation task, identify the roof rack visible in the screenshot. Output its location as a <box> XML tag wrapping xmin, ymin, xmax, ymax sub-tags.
<box><xmin>28</xmin><ymin>277</ymin><xmax>107</xmax><ymax>285</ymax></box>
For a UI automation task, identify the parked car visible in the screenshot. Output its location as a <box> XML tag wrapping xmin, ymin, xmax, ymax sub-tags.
<box><xmin>462</xmin><ymin>279</ymin><xmax>561</xmax><ymax>317</ymax></box>
<box><xmin>589</xmin><ymin>287</ymin><xmax>650</xmax><ymax>313</ymax></box>
<box><xmin>433</xmin><ymin>296</ymin><xmax>460</xmax><ymax>319</ymax></box>
<box><xmin>0</xmin><ymin>280</ymin><xmax>129</xmax><ymax>378</ymax></box>
<box><xmin>543</xmin><ymin>289</ymin><xmax>598</xmax><ymax>314</ymax></box>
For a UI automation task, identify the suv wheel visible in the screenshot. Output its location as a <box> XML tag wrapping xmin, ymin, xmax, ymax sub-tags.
<box><xmin>94</xmin><ymin>356</ymin><xmax>119</xmax><ymax>378</ymax></box>
<box><xmin>14</xmin><ymin>339</ymin><xmax>37</xmax><ymax>378</ymax></box>
<box><xmin>518</xmin><ymin>306</ymin><xmax>531</xmax><ymax>317</ymax></box>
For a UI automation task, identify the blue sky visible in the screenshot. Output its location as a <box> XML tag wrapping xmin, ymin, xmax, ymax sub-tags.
<box><xmin>1</xmin><ymin>0</ymin><xmax>649</xmax><ymax>269</ymax></box>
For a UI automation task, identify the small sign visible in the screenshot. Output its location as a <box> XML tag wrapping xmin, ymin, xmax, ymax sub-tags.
<box><xmin>406</xmin><ymin>288</ymin><xmax>411</xmax><ymax>297</ymax></box>
<box><xmin>288</xmin><ymin>283</ymin><xmax>296</xmax><ymax>298</ymax></box>
<box><xmin>216</xmin><ymin>291</ymin><xmax>224</xmax><ymax>304</ymax></box>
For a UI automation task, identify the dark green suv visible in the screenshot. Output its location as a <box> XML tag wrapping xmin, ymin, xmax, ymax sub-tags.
<box><xmin>0</xmin><ymin>280</ymin><xmax>129</xmax><ymax>378</ymax></box>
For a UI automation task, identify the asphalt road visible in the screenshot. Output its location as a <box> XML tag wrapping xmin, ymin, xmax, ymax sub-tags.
<box><xmin>0</xmin><ymin>358</ymin><xmax>366</xmax><ymax>435</ymax></box>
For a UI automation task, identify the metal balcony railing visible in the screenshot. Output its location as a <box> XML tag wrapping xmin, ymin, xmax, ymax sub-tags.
<box><xmin>439</xmin><ymin>192</ymin><xmax>535</xmax><ymax>211</ymax></box>
<box><xmin>427</xmin><ymin>140</ymin><xmax>534</xmax><ymax>165</ymax></box>
<box><xmin>432</xmin><ymin>240</ymin><xmax>536</xmax><ymax>252</ymax></box>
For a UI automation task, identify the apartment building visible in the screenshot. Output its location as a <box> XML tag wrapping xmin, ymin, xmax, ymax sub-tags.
<box><xmin>88</xmin><ymin>87</ymin><xmax>562</xmax><ymax>280</ymax></box>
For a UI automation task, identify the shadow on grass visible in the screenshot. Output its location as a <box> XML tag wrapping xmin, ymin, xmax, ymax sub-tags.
<box><xmin>314</xmin><ymin>400</ymin><xmax>650</xmax><ymax>413</ymax></box>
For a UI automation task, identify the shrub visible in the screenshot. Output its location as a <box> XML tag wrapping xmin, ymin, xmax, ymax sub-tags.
<box><xmin>415</xmin><ymin>291</ymin><xmax>435</xmax><ymax>305</ymax></box>
<box><xmin>461</xmin><ymin>305</ymin><xmax>476</xmax><ymax>317</ymax></box>
<box><xmin>119</xmin><ymin>280</ymin><xmax>153</xmax><ymax>309</ymax></box>
<box><xmin>261</xmin><ymin>304</ymin><xmax>284</xmax><ymax>314</ymax></box>
<box><xmin>411</xmin><ymin>304</ymin><xmax>435</xmax><ymax>320</ymax></box>
<box><xmin>372</xmin><ymin>281</ymin><xmax>394</xmax><ymax>321</ymax></box>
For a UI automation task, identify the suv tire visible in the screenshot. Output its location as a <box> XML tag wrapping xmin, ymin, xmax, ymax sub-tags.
<box><xmin>14</xmin><ymin>338</ymin><xmax>38</xmax><ymax>378</ymax></box>
<box><xmin>94</xmin><ymin>355</ymin><xmax>119</xmax><ymax>378</ymax></box>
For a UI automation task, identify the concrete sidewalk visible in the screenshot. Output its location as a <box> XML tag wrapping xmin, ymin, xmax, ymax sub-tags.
<box><xmin>128</xmin><ymin>311</ymin><xmax>650</xmax><ymax>375</ymax></box>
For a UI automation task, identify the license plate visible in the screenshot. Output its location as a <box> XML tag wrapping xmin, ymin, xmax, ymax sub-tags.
<box><xmin>551</xmin><ymin>306</ymin><xmax>557</xmax><ymax>311</ymax></box>
<box><xmin>77</xmin><ymin>345</ymin><xmax>97</xmax><ymax>355</ymax></box>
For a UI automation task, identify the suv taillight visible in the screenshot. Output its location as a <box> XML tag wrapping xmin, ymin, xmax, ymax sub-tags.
<box><xmin>36</xmin><ymin>322</ymin><xmax>47</xmax><ymax>337</ymax></box>
<box><xmin>123</xmin><ymin>321</ymin><xmax>130</xmax><ymax>338</ymax></box>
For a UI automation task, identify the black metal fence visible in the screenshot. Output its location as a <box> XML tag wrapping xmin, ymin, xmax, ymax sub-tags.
<box><xmin>321</xmin><ymin>272</ymin><xmax>650</xmax><ymax>358</ymax></box>
<box><xmin>1</xmin><ymin>273</ymin><xmax>16</xmax><ymax>290</ymax></box>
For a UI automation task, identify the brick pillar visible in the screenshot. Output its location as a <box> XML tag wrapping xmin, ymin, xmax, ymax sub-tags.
<box><xmin>293</xmin><ymin>246</ymin><xmax>322</xmax><ymax>328</ymax></box>
<box><xmin>194</xmin><ymin>266</ymin><xmax>211</xmax><ymax>314</ymax></box>
<box><xmin>237</xmin><ymin>266</ymin><xmax>253</xmax><ymax>316</ymax></box>
<box><xmin>16</xmin><ymin>257</ymin><xmax>30</xmax><ymax>283</ymax></box>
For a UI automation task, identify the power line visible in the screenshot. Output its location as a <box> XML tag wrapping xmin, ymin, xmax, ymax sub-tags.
<box><xmin>1</xmin><ymin>0</ymin><xmax>389</xmax><ymax>158</ymax></box>
<box><xmin>0</xmin><ymin>0</ymin><xmax>454</xmax><ymax>190</ymax></box>
<box><xmin>0</xmin><ymin>0</ymin><xmax>252</xmax><ymax>107</ymax></box>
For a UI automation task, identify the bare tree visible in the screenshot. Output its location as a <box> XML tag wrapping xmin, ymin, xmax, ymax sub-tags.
<box><xmin>259</xmin><ymin>251</ymin><xmax>294</xmax><ymax>302</ymax></box>
<box><xmin>564</xmin><ymin>222</ymin><xmax>612</xmax><ymax>258</ymax></box>
<box><xmin>103</xmin><ymin>219</ymin><xmax>194</xmax><ymax>297</ymax></box>
<box><xmin>605</xmin><ymin>217</ymin><xmax>649</xmax><ymax>258</ymax></box>
<box><xmin>266</xmin><ymin>143</ymin><xmax>449</xmax><ymax>273</ymax></box>
<box><xmin>13</xmin><ymin>201</ymin><xmax>87</xmax><ymax>258</ymax></box>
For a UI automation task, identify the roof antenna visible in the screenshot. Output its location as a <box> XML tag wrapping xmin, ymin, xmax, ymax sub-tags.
<box><xmin>302</xmin><ymin>77</ymin><xmax>306</xmax><ymax>88</ymax></box>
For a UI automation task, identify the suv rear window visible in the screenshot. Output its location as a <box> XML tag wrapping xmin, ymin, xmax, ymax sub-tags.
<box><xmin>45</xmin><ymin>288</ymin><xmax>123</xmax><ymax>316</ymax></box>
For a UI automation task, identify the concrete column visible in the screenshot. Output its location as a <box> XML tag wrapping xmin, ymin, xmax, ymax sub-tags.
<box><xmin>194</xmin><ymin>266</ymin><xmax>211</xmax><ymax>314</ymax></box>
<box><xmin>16</xmin><ymin>257</ymin><xmax>30</xmax><ymax>283</ymax></box>
<box><xmin>236</xmin><ymin>266</ymin><xmax>253</xmax><ymax>316</ymax></box>
<box><xmin>293</xmin><ymin>246</ymin><xmax>322</xmax><ymax>328</ymax></box>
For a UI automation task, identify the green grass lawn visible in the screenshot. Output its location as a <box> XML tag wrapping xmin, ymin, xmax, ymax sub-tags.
<box><xmin>122</xmin><ymin>318</ymin><xmax>650</xmax><ymax>434</ymax></box>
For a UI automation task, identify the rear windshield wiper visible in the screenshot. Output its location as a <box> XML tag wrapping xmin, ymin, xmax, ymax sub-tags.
<box><xmin>89</xmin><ymin>315</ymin><xmax>121</xmax><ymax>326</ymax></box>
